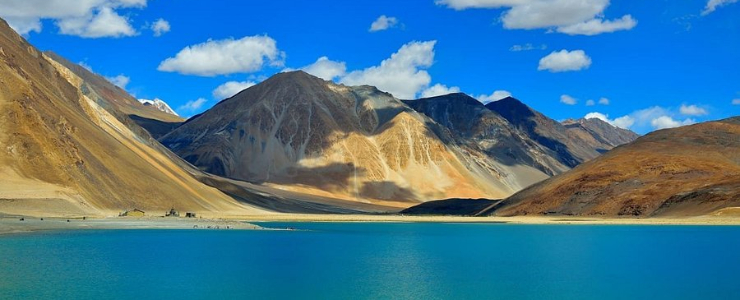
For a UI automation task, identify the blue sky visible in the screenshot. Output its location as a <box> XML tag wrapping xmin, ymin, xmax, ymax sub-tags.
<box><xmin>2</xmin><ymin>0</ymin><xmax>738</xmax><ymax>133</ymax></box>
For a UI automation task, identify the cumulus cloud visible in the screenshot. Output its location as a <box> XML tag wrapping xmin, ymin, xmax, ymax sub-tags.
<box><xmin>477</xmin><ymin>90</ymin><xmax>512</xmax><ymax>103</ymax></box>
<box><xmin>651</xmin><ymin>116</ymin><xmax>695</xmax><ymax>130</ymax></box>
<box><xmin>212</xmin><ymin>80</ymin><xmax>256</xmax><ymax>100</ymax></box>
<box><xmin>0</xmin><ymin>0</ymin><xmax>145</xmax><ymax>37</ymax></box>
<box><xmin>300</xmin><ymin>56</ymin><xmax>347</xmax><ymax>80</ymax></box>
<box><xmin>437</xmin><ymin>0</ymin><xmax>637</xmax><ymax>35</ymax></box>
<box><xmin>151</xmin><ymin>18</ymin><xmax>170</xmax><ymax>37</ymax></box>
<box><xmin>556</xmin><ymin>15</ymin><xmax>637</xmax><ymax>36</ymax></box>
<box><xmin>56</xmin><ymin>6</ymin><xmax>137</xmax><ymax>38</ymax></box>
<box><xmin>733</xmin><ymin>99</ymin><xmax>740</xmax><ymax>105</ymax></box>
<box><xmin>702</xmin><ymin>0</ymin><xmax>739</xmax><ymax>15</ymax></box>
<box><xmin>538</xmin><ymin>50</ymin><xmax>591</xmax><ymax>72</ymax></box>
<box><xmin>585</xmin><ymin>106</ymin><xmax>698</xmax><ymax>133</ymax></box>
<box><xmin>585</xmin><ymin>112</ymin><xmax>634</xmax><ymax>129</ymax></box>
<box><xmin>679</xmin><ymin>104</ymin><xmax>708</xmax><ymax>116</ymax></box>
<box><xmin>369</xmin><ymin>15</ymin><xmax>399</xmax><ymax>32</ymax></box>
<box><xmin>599</xmin><ymin>97</ymin><xmax>610</xmax><ymax>105</ymax></box>
<box><xmin>560</xmin><ymin>94</ymin><xmax>577</xmax><ymax>105</ymax></box>
<box><xmin>510</xmin><ymin>43</ymin><xmax>547</xmax><ymax>51</ymax></box>
<box><xmin>158</xmin><ymin>35</ymin><xmax>284</xmax><ymax>76</ymax></box>
<box><xmin>421</xmin><ymin>84</ymin><xmax>461</xmax><ymax>98</ymax></box>
<box><xmin>177</xmin><ymin>97</ymin><xmax>208</xmax><ymax>114</ymax></box>
<box><xmin>340</xmin><ymin>40</ymin><xmax>436</xmax><ymax>99</ymax></box>
<box><xmin>106</xmin><ymin>74</ymin><xmax>130</xmax><ymax>89</ymax></box>
<box><xmin>585</xmin><ymin>99</ymin><xmax>595</xmax><ymax>106</ymax></box>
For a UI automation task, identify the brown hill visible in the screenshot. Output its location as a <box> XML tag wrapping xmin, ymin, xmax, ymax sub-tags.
<box><xmin>0</xmin><ymin>19</ymin><xmax>266</xmax><ymax>217</ymax></box>
<box><xmin>480</xmin><ymin>117</ymin><xmax>740</xmax><ymax>217</ymax></box>
<box><xmin>161</xmin><ymin>71</ymin><xmax>549</xmax><ymax>204</ymax></box>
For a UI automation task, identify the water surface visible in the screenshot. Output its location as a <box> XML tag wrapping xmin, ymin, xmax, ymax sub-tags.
<box><xmin>1</xmin><ymin>223</ymin><xmax>738</xmax><ymax>299</ymax></box>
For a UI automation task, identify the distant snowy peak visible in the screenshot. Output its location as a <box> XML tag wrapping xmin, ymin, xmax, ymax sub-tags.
<box><xmin>138</xmin><ymin>98</ymin><xmax>178</xmax><ymax>116</ymax></box>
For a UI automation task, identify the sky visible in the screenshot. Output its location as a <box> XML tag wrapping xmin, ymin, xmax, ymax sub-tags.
<box><xmin>1</xmin><ymin>0</ymin><xmax>738</xmax><ymax>134</ymax></box>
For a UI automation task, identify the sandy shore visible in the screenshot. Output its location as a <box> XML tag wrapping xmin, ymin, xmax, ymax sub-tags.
<box><xmin>229</xmin><ymin>214</ymin><xmax>740</xmax><ymax>225</ymax></box>
<box><xmin>2</xmin><ymin>214</ymin><xmax>739</xmax><ymax>236</ymax></box>
<box><xmin>0</xmin><ymin>217</ymin><xmax>264</xmax><ymax>236</ymax></box>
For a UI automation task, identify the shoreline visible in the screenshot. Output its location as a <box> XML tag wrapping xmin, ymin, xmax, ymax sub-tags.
<box><xmin>2</xmin><ymin>214</ymin><xmax>740</xmax><ymax>236</ymax></box>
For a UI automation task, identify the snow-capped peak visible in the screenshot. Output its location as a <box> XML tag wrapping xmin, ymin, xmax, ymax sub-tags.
<box><xmin>138</xmin><ymin>98</ymin><xmax>178</xmax><ymax>116</ymax></box>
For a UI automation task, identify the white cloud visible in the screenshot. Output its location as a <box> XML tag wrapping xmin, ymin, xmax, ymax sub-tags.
<box><xmin>679</xmin><ymin>104</ymin><xmax>708</xmax><ymax>116</ymax></box>
<box><xmin>477</xmin><ymin>90</ymin><xmax>512</xmax><ymax>103</ymax></box>
<box><xmin>702</xmin><ymin>0</ymin><xmax>739</xmax><ymax>15</ymax></box>
<box><xmin>651</xmin><ymin>116</ymin><xmax>695</xmax><ymax>130</ymax></box>
<box><xmin>106</xmin><ymin>74</ymin><xmax>130</xmax><ymax>89</ymax></box>
<box><xmin>78</xmin><ymin>61</ymin><xmax>93</xmax><ymax>72</ymax></box>
<box><xmin>56</xmin><ymin>6</ymin><xmax>137</xmax><ymax>38</ymax></box>
<box><xmin>538</xmin><ymin>50</ymin><xmax>591</xmax><ymax>72</ymax></box>
<box><xmin>300</xmin><ymin>56</ymin><xmax>346</xmax><ymax>80</ymax></box>
<box><xmin>0</xmin><ymin>0</ymin><xmax>145</xmax><ymax>37</ymax></box>
<box><xmin>212</xmin><ymin>80</ymin><xmax>256</xmax><ymax>100</ymax></box>
<box><xmin>436</xmin><ymin>0</ymin><xmax>636</xmax><ymax>36</ymax></box>
<box><xmin>556</xmin><ymin>15</ymin><xmax>637</xmax><ymax>36</ymax></box>
<box><xmin>151</xmin><ymin>18</ymin><xmax>170</xmax><ymax>37</ymax></box>
<box><xmin>586</xmin><ymin>99</ymin><xmax>595</xmax><ymax>106</ymax></box>
<box><xmin>177</xmin><ymin>97</ymin><xmax>208</xmax><ymax>113</ymax></box>
<box><xmin>510</xmin><ymin>43</ymin><xmax>546</xmax><ymax>51</ymax></box>
<box><xmin>560</xmin><ymin>94</ymin><xmax>577</xmax><ymax>105</ymax></box>
<box><xmin>340</xmin><ymin>40</ymin><xmax>436</xmax><ymax>99</ymax></box>
<box><xmin>585</xmin><ymin>106</ymin><xmax>699</xmax><ymax>132</ymax></box>
<box><xmin>158</xmin><ymin>35</ymin><xmax>284</xmax><ymax>76</ymax></box>
<box><xmin>599</xmin><ymin>97</ymin><xmax>610</xmax><ymax>105</ymax></box>
<box><xmin>421</xmin><ymin>84</ymin><xmax>461</xmax><ymax>98</ymax></box>
<box><xmin>369</xmin><ymin>15</ymin><xmax>399</xmax><ymax>32</ymax></box>
<box><xmin>733</xmin><ymin>99</ymin><xmax>740</xmax><ymax>105</ymax></box>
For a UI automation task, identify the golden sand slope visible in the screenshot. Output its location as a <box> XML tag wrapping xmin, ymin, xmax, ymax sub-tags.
<box><xmin>0</xmin><ymin>19</ymin><xmax>268</xmax><ymax>217</ymax></box>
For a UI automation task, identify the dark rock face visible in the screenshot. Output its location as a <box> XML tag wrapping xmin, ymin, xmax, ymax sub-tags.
<box><xmin>400</xmin><ymin>198</ymin><xmax>500</xmax><ymax>216</ymax></box>
<box><xmin>562</xmin><ymin>118</ymin><xmax>640</xmax><ymax>153</ymax></box>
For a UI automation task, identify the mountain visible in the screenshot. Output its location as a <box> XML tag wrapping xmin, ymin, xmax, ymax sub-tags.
<box><xmin>43</xmin><ymin>51</ymin><xmax>184</xmax><ymax>138</ymax></box>
<box><xmin>138</xmin><ymin>98</ymin><xmax>178</xmax><ymax>116</ymax></box>
<box><xmin>0</xmin><ymin>19</ymin><xmax>265</xmax><ymax>217</ymax></box>
<box><xmin>404</xmin><ymin>94</ymin><xmax>572</xmax><ymax>176</ymax></box>
<box><xmin>562</xmin><ymin>117</ymin><xmax>640</xmax><ymax>152</ymax></box>
<box><xmin>480</xmin><ymin>117</ymin><xmax>740</xmax><ymax>217</ymax></box>
<box><xmin>160</xmin><ymin>71</ymin><xmax>548</xmax><ymax>204</ymax></box>
<box><xmin>485</xmin><ymin>97</ymin><xmax>616</xmax><ymax>168</ymax></box>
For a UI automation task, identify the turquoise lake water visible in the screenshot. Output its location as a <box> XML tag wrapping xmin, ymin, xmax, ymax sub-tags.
<box><xmin>1</xmin><ymin>223</ymin><xmax>739</xmax><ymax>299</ymax></box>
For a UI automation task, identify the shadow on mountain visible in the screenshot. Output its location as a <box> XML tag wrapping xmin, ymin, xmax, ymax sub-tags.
<box><xmin>359</xmin><ymin>181</ymin><xmax>418</xmax><ymax>202</ymax></box>
<box><xmin>261</xmin><ymin>162</ymin><xmax>367</xmax><ymax>193</ymax></box>
<box><xmin>198</xmin><ymin>175</ymin><xmax>370</xmax><ymax>214</ymax></box>
<box><xmin>129</xmin><ymin>115</ymin><xmax>183</xmax><ymax>139</ymax></box>
<box><xmin>400</xmin><ymin>198</ymin><xmax>501</xmax><ymax>216</ymax></box>
<box><xmin>486</xmin><ymin>98</ymin><xmax>581</xmax><ymax>167</ymax></box>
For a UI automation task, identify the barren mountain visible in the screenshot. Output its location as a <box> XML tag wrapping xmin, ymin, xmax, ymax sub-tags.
<box><xmin>480</xmin><ymin>117</ymin><xmax>740</xmax><ymax>217</ymax></box>
<box><xmin>43</xmin><ymin>51</ymin><xmax>184</xmax><ymax>138</ymax></box>
<box><xmin>486</xmin><ymin>97</ymin><xmax>620</xmax><ymax>168</ymax></box>
<box><xmin>562</xmin><ymin>117</ymin><xmax>640</xmax><ymax>153</ymax></box>
<box><xmin>405</xmin><ymin>94</ymin><xmax>573</xmax><ymax>176</ymax></box>
<box><xmin>0</xmin><ymin>19</ymin><xmax>265</xmax><ymax>217</ymax></box>
<box><xmin>161</xmin><ymin>71</ymin><xmax>548</xmax><ymax>204</ymax></box>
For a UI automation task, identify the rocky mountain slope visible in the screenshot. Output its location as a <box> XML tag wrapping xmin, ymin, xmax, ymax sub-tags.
<box><xmin>562</xmin><ymin>117</ymin><xmax>639</xmax><ymax>153</ymax></box>
<box><xmin>161</xmin><ymin>71</ymin><xmax>549</xmax><ymax>204</ymax></box>
<box><xmin>480</xmin><ymin>117</ymin><xmax>740</xmax><ymax>217</ymax></box>
<box><xmin>486</xmin><ymin>97</ymin><xmax>617</xmax><ymax>168</ymax></box>
<box><xmin>405</xmin><ymin>94</ymin><xmax>638</xmax><ymax>176</ymax></box>
<box><xmin>0</xmin><ymin>19</ymin><xmax>266</xmax><ymax>217</ymax></box>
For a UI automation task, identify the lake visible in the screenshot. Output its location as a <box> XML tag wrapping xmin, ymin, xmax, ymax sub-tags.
<box><xmin>1</xmin><ymin>223</ymin><xmax>739</xmax><ymax>299</ymax></box>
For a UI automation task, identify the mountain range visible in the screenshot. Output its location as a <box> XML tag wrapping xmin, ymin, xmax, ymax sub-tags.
<box><xmin>2</xmin><ymin>15</ymin><xmax>735</xmax><ymax>219</ymax></box>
